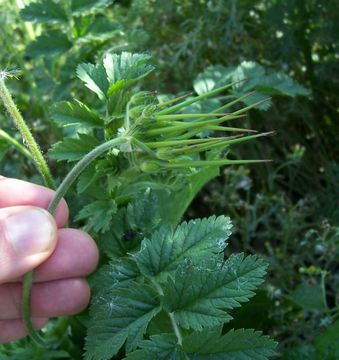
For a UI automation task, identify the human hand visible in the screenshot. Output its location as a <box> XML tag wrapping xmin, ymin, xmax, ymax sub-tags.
<box><xmin>0</xmin><ymin>176</ymin><xmax>99</xmax><ymax>343</ymax></box>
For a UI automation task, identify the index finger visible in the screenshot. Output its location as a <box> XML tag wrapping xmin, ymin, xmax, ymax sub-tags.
<box><xmin>0</xmin><ymin>177</ymin><xmax>68</xmax><ymax>228</ymax></box>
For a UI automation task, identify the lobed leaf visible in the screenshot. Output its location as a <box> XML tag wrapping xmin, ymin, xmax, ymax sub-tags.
<box><xmin>162</xmin><ymin>254</ymin><xmax>268</xmax><ymax>330</ymax></box>
<box><xmin>81</xmin><ymin>17</ymin><xmax>121</xmax><ymax>42</ymax></box>
<box><xmin>126</xmin><ymin>189</ymin><xmax>162</xmax><ymax>232</ymax></box>
<box><xmin>134</xmin><ymin>216</ymin><xmax>232</xmax><ymax>280</ymax></box>
<box><xmin>26</xmin><ymin>30</ymin><xmax>72</xmax><ymax>57</ymax></box>
<box><xmin>21</xmin><ymin>0</ymin><xmax>68</xmax><ymax>24</ymax></box>
<box><xmin>194</xmin><ymin>62</ymin><xmax>309</xmax><ymax>111</ymax></box>
<box><xmin>125</xmin><ymin>334</ymin><xmax>181</xmax><ymax>360</ymax></box>
<box><xmin>125</xmin><ymin>327</ymin><xmax>276</xmax><ymax>360</ymax></box>
<box><xmin>71</xmin><ymin>0</ymin><xmax>114</xmax><ymax>16</ymax></box>
<box><xmin>193</xmin><ymin>65</ymin><xmax>235</xmax><ymax>95</ymax></box>
<box><xmin>49</xmin><ymin>133</ymin><xmax>99</xmax><ymax>162</ymax></box>
<box><xmin>76</xmin><ymin>63</ymin><xmax>109</xmax><ymax>100</ymax></box>
<box><xmin>90</xmin><ymin>257</ymin><xmax>140</xmax><ymax>295</ymax></box>
<box><xmin>75</xmin><ymin>199</ymin><xmax>118</xmax><ymax>233</ymax></box>
<box><xmin>183</xmin><ymin>327</ymin><xmax>277</xmax><ymax>359</ymax></box>
<box><xmin>85</xmin><ymin>283</ymin><xmax>161</xmax><ymax>360</ymax></box>
<box><xmin>255</xmin><ymin>73</ymin><xmax>310</xmax><ymax>97</ymax></box>
<box><xmin>76</xmin><ymin>52</ymin><xmax>154</xmax><ymax>100</ymax></box>
<box><xmin>99</xmin><ymin>189</ymin><xmax>163</xmax><ymax>258</ymax></box>
<box><xmin>104</xmin><ymin>52</ymin><xmax>154</xmax><ymax>95</ymax></box>
<box><xmin>51</xmin><ymin>100</ymin><xmax>103</xmax><ymax>128</ymax></box>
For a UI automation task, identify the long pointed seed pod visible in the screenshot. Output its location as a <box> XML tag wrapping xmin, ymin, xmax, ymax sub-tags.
<box><xmin>145</xmin><ymin>135</ymin><xmax>244</xmax><ymax>148</ymax></box>
<box><xmin>156</xmin><ymin>79</ymin><xmax>246</xmax><ymax>115</ymax></box>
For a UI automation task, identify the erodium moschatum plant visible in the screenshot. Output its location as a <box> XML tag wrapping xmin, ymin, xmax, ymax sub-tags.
<box><xmin>0</xmin><ymin>52</ymin><xmax>276</xmax><ymax>359</ymax></box>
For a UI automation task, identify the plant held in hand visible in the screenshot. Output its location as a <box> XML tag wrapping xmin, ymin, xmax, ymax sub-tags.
<box><xmin>0</xmin><ymin>52</ymin><xmax>276</xmax><ymax>359</ymax></box>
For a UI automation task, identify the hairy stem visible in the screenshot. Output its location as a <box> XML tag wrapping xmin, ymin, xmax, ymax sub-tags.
<box><xmin>0</xmin><ymin>75</ymin><xmax>54</xmax><ymax>346</ymax></box>
<box><xmin>47</xmin><ymin>137</ymin><xmax>125</xmax><ymax>214</ymax></box>
<box><xmin>22</xmin><ymin>137</ymin><xmax>125</xmax><ymax>346</ymax></box>
<box><xmin>22</xmin><ymin>271</ymin><xmax>46</xmax><ymax>347</ymax></box>
<box><xmin>0</xmin><ymin>76</ymin><xmax>55</xmax><ymax>189</ymax></box>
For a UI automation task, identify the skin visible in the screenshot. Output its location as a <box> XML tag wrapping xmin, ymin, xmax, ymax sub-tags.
<box><xmin>0</xmin><ymin>176</ymin><xmax>99</xmax><ymax>343</ymax></box>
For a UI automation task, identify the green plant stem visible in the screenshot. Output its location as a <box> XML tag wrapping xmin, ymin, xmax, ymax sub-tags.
<box><xmin>0</xmin><ymin>74</ymin><xmax>57</xmax><ymax>345</ymax></box>
<box><xmin>0</xmin><ymin>75</ymin><xmax>56</xmax><ymax>347</ymax></box>
<box><xmin>0</xmin><ymin>129</ymin><xmax>33</xmax><ymax>160</ymax></box>
<box><xmin>22</xmin><ymin>137</ymin><xmax>125</xmax><ymax>347</ymax></box>
<box><xmin>168</xmin><ymin>312</ymin><xmax>183</xmax><ymax>346</ymax></box>
<box><xmin>22</xmin><ymin>271</ymin><xmax>46</xmax><ymax>347</ymax></box>
<box><xmin>47</xmin><ymin>137</ymin><xmax>125</xmax><ymax>214</ymax></box>
<box><xmin>152</xmin><ymin>280</ymin><xmax>183</xmax><ymax>346</ymax></box>
<box><xmin>0</xmin><ymin>77</ymin><xmax>55</xmax><ymax>189</ymax></box>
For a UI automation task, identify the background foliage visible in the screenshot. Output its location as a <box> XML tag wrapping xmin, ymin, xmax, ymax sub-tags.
<box><xmin>0</xmin><ymin>0</ymin><xmax>338</xmax><ymax>359</ymax></box>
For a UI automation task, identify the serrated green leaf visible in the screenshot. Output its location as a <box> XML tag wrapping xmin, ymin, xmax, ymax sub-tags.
<box><xmin>90</xmin><ymin>257</ymin><xmax>140</xmax><ymax>295</ymax></box>
<box><xmin>256</xmin><ymin>73</ymin><xmax>310</xmax><ymax>97</ymax></box>
<box><xmin>239</xmin><ymin>92</ymin><xmax>272</xmax><ymax>111</ymax></box>
<box><xmin>72</xmin><ymin>13</ymin><xmax>94</xmax><ymax>37</ymax></box>
<box><xmin>107</xmin><ymin>87</ymin><xmax>133</xmax><ymax>115</ymax></box>
<box><xmin>134</xmin><ymin>216</ymin><xmax>232</xmax><ymax>280</ymax></box>
<box><xmin>125</xmin><ymin>334</ymin><xmax>181</xmax><ymax>360</ymax></box>
<box><xmin>75</xmin><ymin>199</ymin><xmax>117</xmax><ymax>233</ymax></box>
<box><xmin>49</xmin><ymin>133</ymin><xmax>99</xmax><ymax>162</ymax></box>
<box><xmin>76</xmin><ymin>63</ymin><xmax>109</xmax><ymax>100</ymax></box>
<box><xmin>71</xmin><ymin>0</ymin><xmax>114</xmax><ymax>16</ymax></box>
<box><xmin>232</xmin><ymin>61</ymin><xmax>266</xmax><ymax>91</ymax></box>
<box><xmin>26</xmin><ymin>30</ymin><xmax>72</xmax><ymax>57</ymax></box>
<box><xmin>85</xmin><ymin>283</ymin><xmax>161</xmax><ymax>360</ymax></box>
<box><xmin>162</xmin><ymin>254</ymin><xmax>267</xmax><ymax>330</ymax></box>
<box><xmin>51</xmin><ymin>100</ymin><xmax>103</xmax><ymax>128</ymax></box>
<box><xmin>183</xmin><ymin>327</ymin><xmax>277</xmax><ymax>359</ymax></box>
<box><xmin>103</xmin><ymin>52</ymin><xmax>154</xmax><ymax>95</ymax></box>
<box><xmin>21</xmin><ymin>0</ymin><xmax>68</xmax><ymax>23</ymax></box>
<box><xmin>76</xmin><ymin>165</ymin><xmax>98</xmax><ymax>194</ymax></box>
<box><xmin>81</xmin><ymin>17</ymin><xmax>120</xmax><ymax>42</ymax></box>
<box><xmin>99</xmin><ymin>190</ymin><xmax>162</xmax><ymax>258</ymax></box>
<box><xmin>194</xmin><ymin>62</ymin><xmax>309</xmax><ymax>111</ymax></box>
<box><xmin>194</xmin><ymin>65</ymin><xmax>235</xmax><ymax>95</ymax></box>
<box><xmin>124</xmin><ymin>350</ymin><xmax>151</xmax><ymax>360</ymax></box>
<box><xmin>126</xmin><ymin>189</ymin><xmax>162</xmax><ymax>233</ymax></box>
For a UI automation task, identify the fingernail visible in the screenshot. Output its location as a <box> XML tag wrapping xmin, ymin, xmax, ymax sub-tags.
<box><xmin>4</xmin><ymin>208</ymin><xmax>56</xmax><ymax>257</ymax></box>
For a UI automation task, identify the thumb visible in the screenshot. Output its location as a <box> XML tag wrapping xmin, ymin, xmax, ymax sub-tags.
<box><xmin>0</xmin><ymin>206</ymin><xmax>57</xmax><ymax>283</ymax></box>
